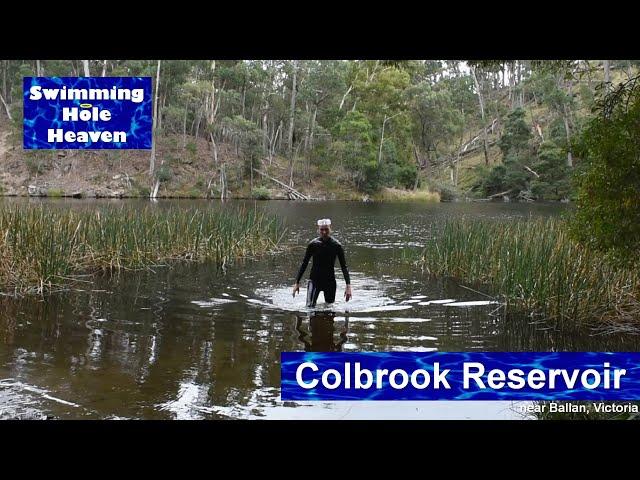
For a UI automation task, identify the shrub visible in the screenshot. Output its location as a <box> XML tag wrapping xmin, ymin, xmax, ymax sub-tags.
<box><xmin>25</xmin><ymin>157</ymin><xmax>45</xmax><ymax>175</ymax></box>
<box><xmin>251</xmin><ymin>186</ymin><xmax>271</xmax><ymax>200</ymax></box>
<box><xmin>424</xmin><ymin>179</ymin><xmax>459</xmax><ymax>202</ymax></box>
<box><xmin>186</xmin><ymin>142</ymin><xmax>197</xmax><ymax>155</ymax></box>
<box><xmin>571</xmin><ymin>78</ymin><xmax>640</xmax><ymax>265</ymax></box>
<box><xmin>157</xmin><ymin>166</ymin><xmax>173</xmax><ymax>183</ymax></box>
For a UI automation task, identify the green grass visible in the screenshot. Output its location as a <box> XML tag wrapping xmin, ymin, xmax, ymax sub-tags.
<box><xmin>373</xmin><ymin>187</ymin><xmax>440</xmax><ymax>202</ymax></box>
<box><xmin>46</xmin><ymin>188</ymin><xmax>64</xmax><ymax>197</ymax></box>
<box><xmin>0</xmin><ymin>204</ymin><xmax>285</xmax><ymax>295</ymax></box>
<box><xmin>418</xmin><ymin>217</ymin><xmax>640</xmax><ymax>324</ymax></box>
<box><xmin>251</xmin><ymin>186</ymin><xmax>271</xmax><ymax>200</ymax></box>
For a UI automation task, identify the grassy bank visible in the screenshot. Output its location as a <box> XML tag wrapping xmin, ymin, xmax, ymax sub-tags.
<box><xmin>0</xmin><ymin>204</ymin><xmax>284</xmax><ymax>296</ymax></box>
<box><xmin>371</xmin><ymin>187</ymin><xmax>441</xmax><ymax>202</ymax></box>
<box><xmin>418</xmin><ymin>218</ymin><xmax>640</xmax><ymax>324</ymax></box>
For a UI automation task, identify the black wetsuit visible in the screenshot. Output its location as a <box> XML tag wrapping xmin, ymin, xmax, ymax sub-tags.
<box><xmin>295</xmin><ymin>236</ymin><xmax>351</xmax><ymax>307</ymax></box>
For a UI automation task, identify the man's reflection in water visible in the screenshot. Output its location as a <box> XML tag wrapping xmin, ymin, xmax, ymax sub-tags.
<box><xmin>294</xmin><ymin>311</ymin><xmax>349</xmax><ymax>352</ymax></box>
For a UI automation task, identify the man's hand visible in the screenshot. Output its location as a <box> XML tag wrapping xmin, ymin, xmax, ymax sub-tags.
<box><xmin>292</xmin><ymin>283</ymin><xmax>300</xmax><ymax>298</ymax></box>
<box><xmin>345</xmin><ymin>285</ymin><xmax>352</xmax><ymax>302</ymax></box>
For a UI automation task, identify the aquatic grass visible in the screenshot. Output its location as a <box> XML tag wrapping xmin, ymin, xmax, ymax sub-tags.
<box><xmin>0</xmin><ymin>204</ymin><xmax>285</xmax><ymax>296</ymax></box>
<box><xmin>418</xmin><ymin>217</ymin><xmax>640</xmax><ymax>324</ymax></box>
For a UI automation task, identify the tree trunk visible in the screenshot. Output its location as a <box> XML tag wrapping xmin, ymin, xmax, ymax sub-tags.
<box><xmin>149</xmin><ymin>60</ymin><xmax>161</xmax><ymax>180</ymax></box>
<box><xmin>195</xmin><ymin>109</ymin><xmax>202</xmax><ymax>141</ymax></box>
<box><xmin>471</xmin><ymin>66</ymin><xmax>490</xmax><ymax>165</ymax></box>
<box><xmin>101</xmin><ymin>60</ymin><xmax>107</xmax><ymax>77</ymax></box>
<box><xmin>309</xmin><ymin>106</ymin><xmax>317</xmax><ymax>151</ymax></box>
<box><xmin>2</xmin><ymin>61</ymin><xmax>7</xmax><ymax>103</ymax></box>
<box><xmin>241</xmin><ymin>82</ymin><xmax>246</xmax><ymax>118</ymax></box>
<box><xmin>0</xmin><ymin>91</ymin><xmax>12</xmax><ymax>121</ymax></box>
<box><xmin>277</xmin><ymin>119</ymin><xmax>283</xmax><ymax>152</ymax></box>
<box><xmin>220</xmin><ymin>163</ymin><xmax>227</xmax><ymax>201</ymax></box>
<box><xmin>303</xmin><ymin>102</ymin><xmax>310</xmax><ymax>152</ymax></box>
<box><xmin>378</xmin><ymin>115</ymin><xmax>388</xmax><ymax>165</ymax></box>
<box><xmin>82</xmin><ymin>60</ymin><xmax>90</xmax><ymax>77</ymax></box>
<box><xmin>208</xmin><ymin>61</ymin><xmax>217</xmax><ymax>125</ymax></box>
<box><xmin>262</xmin><ymin>109</ymin><xmax>268</xmax><ymax>153</ymax></box>
<box><xmin>287</xmin><ymin>60</ymin><xmax>298</xmax><ymax>157</ymax></box>
<box><xmin>158</xmin><ymin>93</ymin><xmax>165</xmax><ymax>130</ymax></box>
<box><xmin>182</xmin><ymin>105</ymin><xmax>187</xmax><ymax>150</ymax></box>
<box><xmin>563</xmin><ymin>72</ymin><xmax>574</xmax><ymax>168</ymax></box>
<box><xmin>603</xmin><ymin>60</ymin><xmax>611</xmax><ymax>92</ymax></box>
<box><xmin>412</xmin><ymin>145</ymin><xmax>422</xmax><ymax>190</ymax></box>
<box><xmin>209</xmin><ymin>132</ymin><xmax>218</xmax><ymax>166</ymax></box>
<box><xmin>36</xmin><ymin>60</ymin><xmax>42</xmax><ymax>77</ymax></box>
<box><xmin>339</xmin><ymin>85</ymin><xmax>353</xmax><ymax>110</ymax></box>
<box><xmin>270</xmin><ymin>121</ymin><xmax>282</xmax><ymax>165</ymax></box>
<box><xmin>454</xmin><ymin>156</ymin><xmax>459</xmax><ymax>186</ymax></box>
<box><xmin>563</xmin><ymin>105</ymin><xmax>573</xmax><ymax>168</ymax></box>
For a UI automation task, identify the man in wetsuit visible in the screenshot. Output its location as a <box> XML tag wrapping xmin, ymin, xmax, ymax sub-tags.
<box><xmin>292</xmin><ymin>218</ymin><xmax>352</xmax><ymax>307</ymax></box>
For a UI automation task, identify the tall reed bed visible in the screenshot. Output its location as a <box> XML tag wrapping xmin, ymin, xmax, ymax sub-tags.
<box><xmin>0</xmin><ymin>204</ymin><xmax>284</xmax><ymax>295</ymax></box>
<box><xmin>419</xmin><ymin>217</ymin><xmax>639</xmax><ymax>324</ymax></box>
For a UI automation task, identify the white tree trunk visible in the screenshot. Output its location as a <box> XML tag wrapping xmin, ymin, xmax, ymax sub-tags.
<box><xmin>339</xmin><ymin>85</ymin><xmax>353</xmax><ymax>110</ymax></box>
<box><xmin>0</xmin><ymin>91</ymin><xmax>12</xmax><ymax>121</ymax></box>
<box><xmin>303</xmin><ymin>102</ymin><xmax>310</xmax><ymax>152</ymax></box>
<box><xmin>563</xmin><ymin>107</ymin><xmax>573</xmax><ymax>168</ymax></box>
<box><xmin>208</xmin><ymin>61</ymin><xmax>216</xmax><ymax>124</ymax></box>
<box><xmin>262</xmin><ymin>110</ymin><xmax>268</xmax><ymax>152</ymax></box>
<box><xmin>287</xmin><ymin>60</ymin><xmax>298</xmax><ymax>157</ymax></box>
<box><xmin>182</xmin><ymin>105</ymin><xmax>187</xmax><ymax>150</ymax></box>
<box><xmin>220</xmin><ymin>163</ymin><xmax>227</xmax><ymax>201</ymax></box>
<box><xmin>82</xmin><ymin>60</ymin><xmax>90</xmax><ymax>77</ymax></box>
<box><xmin>471</xmin><ymin>66</ymin><xmax>490</xmax><ymax>165</ymax></box>
<box><xmin>149</xmin><ymin>60</ymin><xmax>161</xmax><ymax>182</ymax></box>
<box><xmin>209</xmin><ymin>132</ymin><xmax>218</xmax><ymax>165</ymax></box>
<box><xmin>309</xmin><ymin>106</ymin><xmax>317</xmax><ymax>151</ymax></box>
<box><xmin>378</xmin><ymin>115</ymin><xmax>387</xmax><ymax>165</ymax></box>
<box><xmin>101</xmin><ymin>60</ymin><xmax>107</xmax><ymax>77</ymax></box>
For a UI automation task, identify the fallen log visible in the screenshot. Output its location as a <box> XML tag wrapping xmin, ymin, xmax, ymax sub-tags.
<box><xmin>523</xmin><ymin>165</ymin><xmax>540</xmax><ymax>178</ymax></box>
<box><xmin>254</xmin><ymin>169</ymin><xmax>309</xmax><ymax>200</ymax></box>
<box><xmin>487</xmin><ymin>189</ymin><xmax>513</xmax><ymax>199</ymax></box>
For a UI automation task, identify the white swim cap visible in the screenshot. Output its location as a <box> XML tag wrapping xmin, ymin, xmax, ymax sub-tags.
<box><xmin>317</xmin><ymin>218</ymin><xmax>332</xmax><ymax>226</ymax></box>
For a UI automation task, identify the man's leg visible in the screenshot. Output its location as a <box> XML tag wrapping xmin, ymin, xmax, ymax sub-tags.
<box><xmin>323</xmin><ymin>280</ymin><xmax>337</xmax><ymax>304</ymax></box>
<box><xmin>306</xmin><ymin>280</ymin><xmax>321</xmax><ymax>307</ymax></box>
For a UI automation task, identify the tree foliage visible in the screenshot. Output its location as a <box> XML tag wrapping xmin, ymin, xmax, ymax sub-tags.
<box><xmin>571</xmin><ymin>76</ymin><xmax>640</xmax><ymax>263</ymax></box>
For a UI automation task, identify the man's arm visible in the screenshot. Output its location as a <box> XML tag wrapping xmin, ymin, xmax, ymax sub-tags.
<box><xmin>294</xmin><ymin>243</ymin><xmax>313</xmax><ymax>285</ymax></box>
<box><xmin>336</xmin><ymin>243</ymin><xmax>353</xmax><ymax>301</ymax></box>
<box><xmin>336</xmin><ymin>243</ymin><xmax>351</xmax><ymax>285</ymax></box>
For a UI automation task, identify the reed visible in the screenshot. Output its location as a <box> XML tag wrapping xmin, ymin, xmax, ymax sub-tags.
<box><xmin>0</xmin><ymin>204</ymin><xmax>284</xmax><ymax>295</ymax></box>
<box><xmin>418</xmin><ymin>217</ymin><xmax>640</xmax><ymax>324</ymax></box>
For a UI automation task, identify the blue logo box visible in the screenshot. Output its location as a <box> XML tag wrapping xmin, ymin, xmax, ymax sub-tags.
<box><xmin>281</xmin><ymin>352</ymin><xmax>640</xmax><ymax>401</ymax></box>
<box><xmin>23</xmin><ymin>76</ymin><xmax>152</xmax><ymax>149</ymax></box>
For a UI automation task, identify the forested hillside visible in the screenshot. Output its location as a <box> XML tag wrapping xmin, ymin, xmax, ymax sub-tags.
<box><xmin>0</xmin><ymin>60</ymin><xmax>637</xmax><ymax>200</ymax></box>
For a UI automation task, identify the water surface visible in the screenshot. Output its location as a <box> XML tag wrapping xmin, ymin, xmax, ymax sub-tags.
<box><xmin>1</xmin><ymin>199</ymin><xmax>636</xmax><ymax>419</ymax></box>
